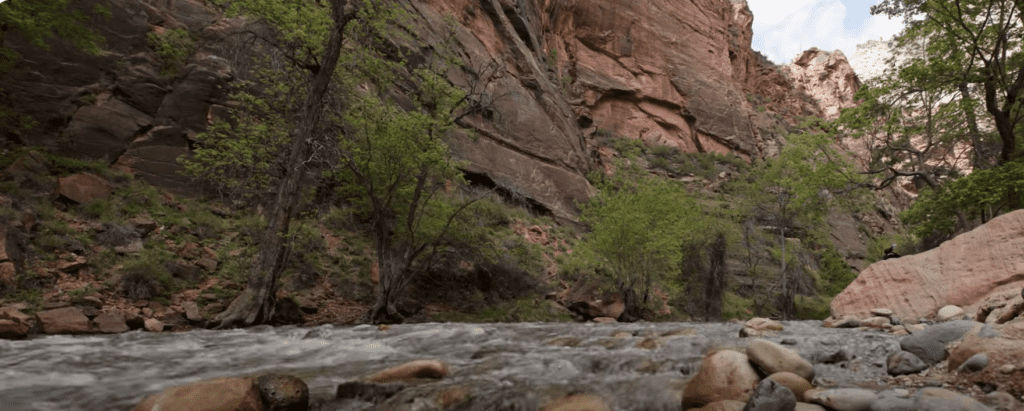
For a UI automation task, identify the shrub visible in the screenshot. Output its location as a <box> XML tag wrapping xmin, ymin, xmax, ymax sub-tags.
<box><xmin>794</xmin><ymin>295</ymin><xmax>831</xmax><ymax>320</ymax></box>
<box><xmin>118</xmin><ymin>248</ymin><xmax>175</xmax><ymax>300</ymax></box>
<box><xmin>147</xmin><ymin>28</ymin><xmax>195</xmax><ymax>77</ymax></box>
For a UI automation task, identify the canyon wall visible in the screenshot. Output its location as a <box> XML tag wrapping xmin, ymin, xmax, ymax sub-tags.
<box><xmin>0</xmin><ymin>0</ymin><xmax>856</xmax><ymax>220</ymax></box>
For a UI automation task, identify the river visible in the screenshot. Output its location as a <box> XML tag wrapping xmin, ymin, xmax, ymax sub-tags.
<box><xmin>0</xmin><ymin>321</ymin><xmax>901</xmax><ymax>410</ymax></box>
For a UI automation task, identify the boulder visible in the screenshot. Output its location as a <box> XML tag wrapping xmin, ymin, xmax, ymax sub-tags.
<box><xmin>913</xmin><ymin>387</ymin><xmax>991</xmax><ymax>411</ymax></box>
<box><xmin>746</xmin><ymin>339</ymin><xmax>815</xmax><ymax>382</ymax></box>
<box><xmin>831</xmin><ymin>210</ymin><xmax>1024</xmax><ymax>320</ymax></box>
<box><xmin>144</xmin><ymin>318</ymin><xmax>164</xmax><ymax>332</ymax></box>
<box><xmin>254</xmin><ymin>374</ymin><xmax>308</xmax><ymax>411</ymax></box>
<box><xmin>93</xmin><ymin>312</ymin><xmax>129</xmax><ymax>334</ymax></box>
<box><xmin>858</xmin><ymin>316</ymin><xmax>891</xmax><ymax>329</ymax></box>
<box><xmin>542</xmin><ymin>394</ymin><xmax>611</xmax><ymax>411</ymax></box>
<box><xmin>803</xmin><ymin>388</ymin><xmax>877</xmax><ymax>411</ymax></box>
<box><xmin>886</xmin><ymin>351</ymin><xmax>927</xmax><ymax>376</ymax></box>
<box><xmin>957</xmin><ymin>353</ymin><xmax>990</xmax><ymax>372</ymax></box>
<box><xmin>746</xmin><ymin>317</ymin><xmax>785</xmax><ymax>332</ymax></box>
<box><xmin>134</xmin><ymin>377</ymin><xmax>262</xmax><ymax>411</ymax></box>
<box><xmin>682</xmin><ymin>350</ymin><xmax>760</xmax><ymax>407</ymax></box>
<box><xmin>183</xmin><ymin>301</ymin><xmax>203</xmax><ymax>322</ymax></box>
<box><xmin>54</xmin><ymin>172</ymin><xmax>114</xmax><ymax>205</ymax></box>
<box><xmin>765</xmin><ymin>372</ymin><xmax>813</xmax><ymax>402</ymax></box>
<box><xmin>936</xmin><ymin>305</ymin><xmax>965</xmax><ymax>322</ymax></box>
<box><xmin>366</xmin><ymin>360</ymin><xmax>449</xmax><ymax>383</ymax></box>
<box><xmin>35</xmin><ymin>307</ymin><xmax>91</xmax><ymax>334</ymax></box>
<box><xmin>0</xmin><ymin>306</ymin><xmax>31</xmax><ymax>325</ymax></box>
<box><xmin>695</xmin><ymin>400</ymin><xmax>746</xmax><ymax>411</ymax></box>
<box><xmin>899</xmin><ymin>320</ymin><xmax>981</xmax><ymax>365</ymax></box>
<box><xmin>742</xmin><ymin>379</ymin><xmax>796</xmax><ymax>411</ymax></box>
<box><xmin>0</xmin><ymin>319</ymin><xmax>29</xmax><ymax>339</ymax></box>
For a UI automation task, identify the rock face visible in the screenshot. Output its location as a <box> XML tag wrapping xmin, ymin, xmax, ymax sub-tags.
<box><xmin>1</xmin><ymin>0</ymin><xmax>847</xmax><ymax>222</ymax></box>
<box><xmin>786</xmin><ymin>49</ymin><xmax>861</xmax><ymax>120</ymax></box>
<box><xmin>831</xmin><ymin>209</ymin><xmax>1024</xmax><ymax>321</ymax></box>
<box><xmin>35</xmin><ymin>307</ymin><xmax>91</xmax><ymax>334</ymax></box>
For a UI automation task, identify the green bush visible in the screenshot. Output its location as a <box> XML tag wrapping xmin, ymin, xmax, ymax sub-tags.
<box><xmin>817</xmin><ymin>247</ymin><xmax>857</xmax><ymax>295</ymax></box>
<box><xmin>794</xmin><ymin>295</ymin><xmax>831</xmax><ymax>320</ymax></box>
<box><xmin>118</xmin><ymin>248</ymin><xmax>175</xmax><ymax>300</ymax></box>
<box><xmin>147</xmin><ymin>28</ymin><xmax>196</xmax><ymax>77</ymax></box>
<box><xmin>722</xmin><ymin>291</ymin><xmax>754</xmax><ymax>320</ymax></box>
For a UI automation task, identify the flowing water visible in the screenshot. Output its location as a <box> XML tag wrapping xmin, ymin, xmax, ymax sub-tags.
<box><xmin>0</xmin><ymin>321</ymin><xmax>900</xmax><ymax>410</ymax></box>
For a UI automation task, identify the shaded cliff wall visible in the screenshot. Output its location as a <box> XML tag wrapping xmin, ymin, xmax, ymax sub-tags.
<box><xmin>0</xmin><ymin>0</ymin><xmax>850</xmax><ymax>220</ymax></box>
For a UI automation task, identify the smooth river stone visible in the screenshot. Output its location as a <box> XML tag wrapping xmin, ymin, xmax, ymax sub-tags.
<box><xmin>134</xmin><ymin>377</ymin><xmax>262</xmax><ymax>411</ymax></box>
<box><xmin>936</xmin><ymin>305</ymin><xmax>965</xmax><ymax>322</ymax></box>
<box><xmin>766</xmin><ymin>372</ymin><xmax>813</xmax><ymax>402</ymax></box>
<box><xmin>742</xmin><ymin>379</ymin><xmax>796</xmax><ymax>411</ymax></box>
<box><xmin>367</xmin><ymin>359</ymin><xmax>450</xmax><ymax>383</ymax></box>
<box><xmin>914</xmin><ymin>387</ymin><xmax>991</xmax><ymax>411</ymax></box>
<box><xmin>804</xmin><ymin>388</ymin><xmax>877</xmax><ymax>411</ymax></box>
<box><xmin>746</xmin><ymin>339</ymin><xmax>815</xmax><ymax>382</ymax></box>
<box><xmin>683</xmin><ymin>350</ymin><xmax>759</xmax><ymax>407</ymax></box>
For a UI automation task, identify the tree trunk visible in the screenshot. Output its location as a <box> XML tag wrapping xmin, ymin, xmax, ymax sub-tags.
<box><xmin>958</xmin><ymin>83</ymin><xmax>988</xmax><ymax>169</ymax></box>
<box><xmin>367</xmin><ymin>234</ymin><xmax>408</xmax><ymax>324</ymax></box>
<box><xmin>983</xmin><ymin>77</ymin><xmax>1019</xmax><ymax>165</ymax></box>
<box><xmin>213</xmin><ymin>0</ymin><xmax>351</xmax><ymax>328</ymax></box>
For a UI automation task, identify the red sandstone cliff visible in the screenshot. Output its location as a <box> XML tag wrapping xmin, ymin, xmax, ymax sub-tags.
<box><xmin>1</xmin><ymin>0</ymin><xmax>856</xmax><ymax>220</ymax></box>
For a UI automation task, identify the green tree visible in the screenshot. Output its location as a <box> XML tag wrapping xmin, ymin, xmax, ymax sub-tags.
<box><xmin>579</xmin><ymin>162</ymin><xmax>704</xmax><ymax>319</ymax></box>
<box><xmin>184</xmin><ymin>0</ymin><xmax>479</xmax><ymax>325</ymax></box>
<box><xmin>735</xmin><ymin>120</ymin><xmax>863</xmax><ymax>318</ymax></box>
<box><xmin>872</xmin><ymin>0</ymin><xmax>1024</xmax><ymax>165</ymax></box>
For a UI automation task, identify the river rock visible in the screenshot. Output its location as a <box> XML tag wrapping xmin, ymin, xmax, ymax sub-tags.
<box><xmin>979</xmin><ymin>391</ymin><xmax>1020</xmax><ymax>411</ymax></box>
<box><xmin>766</xmin><ymin>372</ymin><xmax>813</xmax><ymax>402</ymax></box>
<box><xmin>804</xmin><ymin>388</ymin><xmax>877</xmax><ymax>411</ymax></box>
<box><xmin>947</xmin><ymin>332</ymin><xmax>1024</xmax><ymax>373</ymax></box>
<box><xmin>794</xmin><ymin>404</ymin><xmax>826</xmax><ymax>411</ymax></box>
<box><xmin>859</xmin><ymin>316</ymin><xmax>891</xmax><ymax>329</ymax></box>
<box><xmin>35</xmin><ymin>306</ymin><xmax>91</xmax><ymax>334</ymax></box>
<box><xmin>255</xmin><ymin>374</ymin><xmax>308</xmax><ymax>411</ymax></box>
<box><xmin>683</xmin><ymin>350</ymin><xmax>760</xmax><ymax>407</ymax></box>
<box><xmin>144</xmin><ymin>318</ymin><xmax>164</xmax><ymax>332</ymax></box>
<box><xmin>913</xmin><ymin>387</ymin><xmax>991</xmax><ymax>411</ymax></box>
<box><xmin>183</xmin><ymin>301</ymin><xmax>202</xmax><ymax>322</ymax></box>
<box><xmin>936</xmin><ymin>305</ymin><xmax>965</xmax><ymax>322</ymax></box>
<box><xmin>366</xmin><ymin>359</ymin><xmax>449</xmax><ymax>383</ymax></box>
<box><xmin>742</xmin><ymin>379</ymin><xmax>796</xmax><ymax>411</ymax></box>
<box><xmin>899</xmin><ymin>320</ymin><xmax>977</xmax><ymax>365</ymax></box>
<box><xmin>93</xmin><ymin>312</ymin><xmax>129</xmax><ymax>334</ymax></box>
<box><xmin>746</xmin><ymin>339</ymin><xmax>815</xmax><ymax>382</ymax></box>
<box><xmin>542</xmin><ymin>393</ymin><xmax>611</xmax><ymax>411</ymax></box>
<box><xmin>696</xmin><ymin>400</ymin><xmax>746</xmax><ymax>411</ymax></box>
<box><xmin>869</xmin><ymin>396</ymin><xmax>914</xmax><ymax>411</ymax></box>
<box><xmin>958</xmin><ymin>353</ymin><xmax>989</xmax><ymax>372</ymax></box>
<box><xmin>54</xmin><ymin>172</ymin><xmax>114</xmax><ymax>205</ymax></box>
<box><xmin>746</xmin><ymin>317</ymin><xmax>784</xmax><ymax>332</ymax></box>
<box><xmin>822</xmin><ymin>315</ymin><xmax>860</xmax><ymax>329</ymax></box>
<box><xmin>885</xmin><ymin>351</ymin><xmax>927</xmax><ymax>376</ymax></box>
<box><xmin>0</xmin><ymin>319</ymin><xmax>28</xmax><ymax>339</ymax></box>
<box><xmin>133</xmin><ymin>377</ymin><xmax>262</xmax><ymax>411</ymax></box>
<box><xmin>871</xmin><ymin>308</ymin><xmax>893</xmax><ymax>317</ymax></box>
<box><xmin>0</xmin><ymin>306</ymin><xmax>31</xmax><ymax>324</ymax></box>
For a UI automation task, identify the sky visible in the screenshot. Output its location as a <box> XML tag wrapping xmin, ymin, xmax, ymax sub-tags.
<box><xmin>747</xmin><ymin>0</ymin><xmax>905</xmax><ymax>64</ymax></box>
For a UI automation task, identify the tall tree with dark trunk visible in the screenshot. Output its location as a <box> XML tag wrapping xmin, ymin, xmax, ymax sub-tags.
<box><xmin>211</xmin><ymin>0</ymin><xmax>356</xmax><ymax>328</ymax></box>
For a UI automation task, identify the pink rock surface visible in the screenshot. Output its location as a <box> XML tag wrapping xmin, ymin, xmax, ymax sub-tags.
<box><xmin>831</xmin><ymin>210</ymin><xmax>1024</xmax><ymax>320</ymax></box>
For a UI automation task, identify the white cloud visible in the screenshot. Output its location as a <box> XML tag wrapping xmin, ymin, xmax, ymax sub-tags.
<box><xmin>747</xmin><ymin>0</ymin><xmax>904</xmax><ymax>64</ymax></box>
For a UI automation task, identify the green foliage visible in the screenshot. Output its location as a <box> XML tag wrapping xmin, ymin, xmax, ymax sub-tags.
<box><xmin>577</xmin><ymin>161</ymin><xmax>706</xmax><ymax>306</ymax></box>
<box><xmin>147</xmin><ymin>28</ymin><xmax>196</xmax><ymax>77</ymax></box>
<box><xmin>721</xmin><ymin>291</ymin><xmax>754</xmax><ymax>320</ymax></box>
<box><xmin>902</xmin><ymin>159</ymin><xmax>1024</xmax><ymax>238</ymax></box>
<box><xmin>866</xmin><ymin>230</ymin><xmax>920</xmax><ymax>263</ymax></box>
<box><xmin>793</xmin><ymin>295</ymin><xmax>831</xmax><ymax>320</ymax></box>
<box><xmin>816</xmin><ymin>247</ymin><xmax>857</xmax><ymax>295</ymax></box>
<box><xmin>118</xmin><ymin>247</ymin><xmax>176</xmax><ymax>300</ymax></box>
<box><xmin>79</xmin><ymin>198</ymin><xmax>116</xmax><ymax>221</ymax></box>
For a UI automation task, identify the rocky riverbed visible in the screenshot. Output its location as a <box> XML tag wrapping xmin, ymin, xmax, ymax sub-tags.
<box><xmin>3</xmin><ymin>319</ymin><xmax>1019</xmax><ymax>410</ymax></box>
